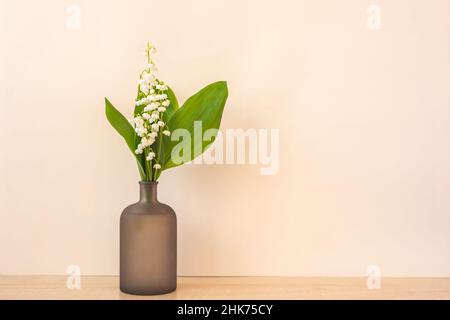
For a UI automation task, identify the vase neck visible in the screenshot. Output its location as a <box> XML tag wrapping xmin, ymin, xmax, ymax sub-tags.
<box><xmin>139</xmin><ymin>181</ymin><xmax>158</xmax><ymax>203</ymax></box>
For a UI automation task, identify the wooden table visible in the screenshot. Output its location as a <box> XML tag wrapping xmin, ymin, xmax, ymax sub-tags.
<box><xmin>0</xmin><ymin>276</ymin><xmax>449</xmax><ymax>300</ymax></box>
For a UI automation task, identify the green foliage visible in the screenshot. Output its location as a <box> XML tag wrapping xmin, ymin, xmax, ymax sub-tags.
<box><xmin>105</xmin><ymin>81</ymin><xmax>228</xmax><ymax>181</ymax></box>
<box><xmin>105</xmin><ymin>98</ymin><xmax>146</xmax><ymax>180</ymax></box>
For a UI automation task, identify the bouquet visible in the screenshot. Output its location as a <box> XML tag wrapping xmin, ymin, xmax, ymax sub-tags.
<box><xmin>105</xmin><ymin>42</ymin><xmax>228</xmax><ymax>181</ymax></box>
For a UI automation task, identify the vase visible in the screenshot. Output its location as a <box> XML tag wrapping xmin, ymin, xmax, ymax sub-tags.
<box><xmin>120</xmin><ymin>181</ymin><xmax>177</xmax><ymax>295</ymax></box>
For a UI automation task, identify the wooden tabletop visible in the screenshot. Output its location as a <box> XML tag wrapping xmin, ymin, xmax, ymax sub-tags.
<box><xmin>0</xmin><ymin>276</ymin><xmax>449</xmax><ymax>300</ymax></box>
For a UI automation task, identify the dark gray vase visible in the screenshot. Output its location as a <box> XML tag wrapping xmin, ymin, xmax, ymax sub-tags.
<box><xmin>120</xmin><ymin>181</ymin><xmax>177</xmax><ymax>295</ymax></box>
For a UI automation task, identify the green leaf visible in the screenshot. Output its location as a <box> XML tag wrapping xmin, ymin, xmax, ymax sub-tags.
<box><xmin>165</xmin><ymin>86</ymin><xmax>179</xmax><ymax>120</ymax></box>
<box><xmin>105</xmin><ymin>98</ymin><xmax>146</xmax><ymax>180</ymax></box>
<box><xmin>159</xmin><ymin>81</ymin><xmax>228</xmax><ymax>171</ymax></box>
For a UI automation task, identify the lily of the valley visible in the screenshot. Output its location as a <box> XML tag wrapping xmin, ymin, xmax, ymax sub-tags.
<box><xmin>129</xmin><ymin>42</ymin><xmax>171</xmax><ymax>171</ymax></box>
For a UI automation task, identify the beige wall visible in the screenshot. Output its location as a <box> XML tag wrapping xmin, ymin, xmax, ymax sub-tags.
<box><xmin>1</xmin><ymin>0</ymin><xmax>449</xmax><ymax>276</ymax></box>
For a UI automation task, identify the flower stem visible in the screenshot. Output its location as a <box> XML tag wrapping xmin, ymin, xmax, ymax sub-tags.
<box><xmin>152</xmin><ymin>114</ymin><xmax>165</xmax><ymax>181</ymax></box>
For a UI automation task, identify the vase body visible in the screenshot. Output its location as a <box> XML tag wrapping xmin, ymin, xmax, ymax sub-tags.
<box><xmin>120</xmin><ymin>181</ymin><xmax>177</xmax><ymax>295</ymax></box>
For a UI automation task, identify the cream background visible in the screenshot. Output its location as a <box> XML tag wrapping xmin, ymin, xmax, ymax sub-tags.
<box><xmin>0</xmin><ymin>0</ymin><xmax>449</xmax><ymax>276</ymax></box>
